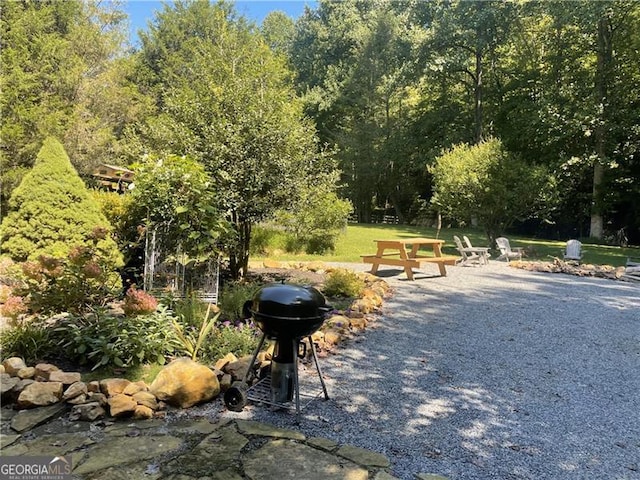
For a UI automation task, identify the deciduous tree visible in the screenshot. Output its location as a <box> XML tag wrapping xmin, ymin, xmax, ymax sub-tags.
<box><xmin>429</xmin><ymin>138</ymin><xmax>556</xmax><ymax>245</ymax></box>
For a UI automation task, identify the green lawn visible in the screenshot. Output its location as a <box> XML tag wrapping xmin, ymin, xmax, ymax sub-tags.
<box><xmin>254</xmin><ymin>223</ymin><xmax>639</xmax><ymax>267</ymax></box>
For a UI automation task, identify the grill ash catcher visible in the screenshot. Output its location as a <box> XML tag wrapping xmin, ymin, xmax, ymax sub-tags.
<box><xmin>223</xmin><ymin>282</ymin><xmax>332</xmax><ymax>416</ymax></box>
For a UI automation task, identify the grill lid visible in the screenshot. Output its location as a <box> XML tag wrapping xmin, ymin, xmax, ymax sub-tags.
<box><xmin>250</xmin><ymin>283</ymin><xmax>332</xmax><ymax>339</ymax></box>
<box><xmin>250</xmin><ymin>282</ymin><xmax>329</xmax><ymax>320</ymax></box>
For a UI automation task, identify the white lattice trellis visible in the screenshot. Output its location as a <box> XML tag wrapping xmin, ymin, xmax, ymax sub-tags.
<box><xmin>143</xmin><ymin>225</ymin><xmax>220</xmax><ymax>304</ymax></box>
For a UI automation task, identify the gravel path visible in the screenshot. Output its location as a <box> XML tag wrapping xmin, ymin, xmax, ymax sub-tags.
<box><xmin>221</xmin><ymin>261</ymin><xmax>640</xmax><ymax>479</ymax></box>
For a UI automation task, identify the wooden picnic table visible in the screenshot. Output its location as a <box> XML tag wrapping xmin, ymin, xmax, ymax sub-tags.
<box><xmin>361</xmin><ymin>238</ymin><xmax>459</xmax><ymax>280</ymax></box>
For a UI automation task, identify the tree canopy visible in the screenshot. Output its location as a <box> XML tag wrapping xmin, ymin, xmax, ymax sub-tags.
<box><xmin>430</xmin><ymin>138</ymin><xmax>556</xmax><ymax>244</ymax></box>
<box><xmin>126</xmin><ymin>0</ymin><xmax>342</xmax><ymax>278</ymax></box>
<box><xmin>2</xmin><ymin>0</ymin><xmax>639</xmax><ymax>256</ymax></box>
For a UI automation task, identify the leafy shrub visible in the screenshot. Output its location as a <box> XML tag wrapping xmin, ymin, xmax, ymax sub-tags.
<box><xmin>305</xmin><ymin>235</ymin><xmax>336</xmax><ymax>255</ymax></box>
<box><xmin>202</xmin><ymin>321</ymin><xmax>260</xmax><ymax>362</ymax></box>
<box><xmin>0</xmin><ymin>257</ymin><xmax>20</xmax><ymax>286</ymax></box>
<box><xmin>429</xmin><ymin>138</ymin><xmax>556</xmax><ymax>243</ymax></box>
<box><xmin>249</xmin><ymin>224</ymin><xmax>277</xmax><ymax>255</ymax></box>
<box><xmin>14</xmin><ymin>229</ymin><xmax>122</xmax><ymax>314</ymax></box>
<box><xmin>1</xmin><ymin>296</ymin><xmax>27</xmax><ymax>319</ymax></box>
<box><xmin>274</xmin><ymin>191</ymin><xmax>352</xmax><ymax>254</ymax></box>
<box><xmin>91</xmin><ymin>190</ymin><xmax>141</xmax><ymax>273</ymax></box>
<box><xmin>0</xmin><ymin>318</ymin><xmax>53</xmax><ymax>364</ymax></box>
<box><xmin>171</xmin><ymin>294</ymin><xmax>211</xmax><ymax>329</ymax></box>
<box><xmin>171</xmin><ymin>302</ymin><xmax>221</xmax><ymax>361</ymax></box>
<box><xmin>0</xmin><ymin>285</ymin><xmax>12</xmax><ymax>303</ymax></box>
<box><xmin>123</xmin><ymin>286</ymin><xmax>158</xmax><ymax>316</ymax></box>
<box><xmin>218</xmin><ymin>281</ymin><xmax>259</xmax><ymax>322</ymax></box>
<box><xmin>129</xmin><ymin>154</ymin><xmax>229</xmax><ymax>260</ymax></box>
<box><xmin>52</xmin><ymin>307</ymin><xmax>177</xmax><ymax>370</ymax></box>
<box><xmin>322</xmin><ymin>269</ymin><xmax>365</xmax><ymax>298</ymax></box>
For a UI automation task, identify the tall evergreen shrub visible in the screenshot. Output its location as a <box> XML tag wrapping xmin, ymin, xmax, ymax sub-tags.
<box><xmin>0</xmin><ymin>137</ymin><xmax>123</xmax><ymax>272</ymax></box>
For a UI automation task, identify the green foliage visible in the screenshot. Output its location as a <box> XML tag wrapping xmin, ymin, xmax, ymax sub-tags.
<box><xmin>129</xmin><ymin>154</ymin><xmax>229</xmax><ymax>260</ymax></box>
<box><xmin>0</xmin><ymin>318</ymin><xmax>53</xmax><ymax>364</ymax></box>
<box><xmin>275</xmin><ymin>190</ymin><xmax>353</xmax><ymax>254</ymax></box>
<box><xmin>168</xmin><ymin>290</ymin><xmax>259</xmax><ymax>363</ymax></box>
<box><xmin>201</xmin><ymin>322</ymin><xmax>260</xmax><ymax>363</ymax></box>
<box><xmin>0</xmin><ymin>0</ymin><xmax>135</xmax><ymax>208</ymax></box>
<box><xmin>292</xmin><ymin>1</ymin><xmax>424</xmax><ymax>223</ymax></box>
<box><xmin>261</xmin><ymin>11</ymin><xmax>295</xmax><ymax>56</ymax></box>
<box><xmin>130</xmin><ymin>1</ymin><xmax>342</xmax><ymax>279</ymax></box>
<box><xmin>322</xmin><ymin>268</ymin><xmax>365</xmax><ymax>298</ymax></box>
<box><xmin>171</xmin><ymin>302</ymin><xmax>220</xmax><ymax>361</ymax></box>
<box><xmin>249</xmin><ymin>225</ymin><xmax>279</xmax><ymax>256</ymax></box>
<box><xmin>429</xmin><ymin>138</ymin><xmax>557</xmax><ymax>243</ymax></box>
<box><xmin>0</xmin><ymin>138</ymin><xmax>124</xmax><ymax>280</ymax></box>
<box><xmin>91</xmin><ymin>190</ymin><xmax>141</xmax><ymax>267</ymax></box>
<box><xmin>168</xmin><ymin>294</ymin><xmax>210</xmax><ymax>328</ymax></box>
<box><xmin>14</xmin><ymin>230</ymin><xmax>123</xmax><ymax>315</ymax></box>
<box><xmin>218</xmin><ymin>282</ymin><xmax>260</xmax><ymax>322</ymax></box>
<box><xmin>52</xmin><ymin>307</ymin><xmax>176</xmax><ymax>371</ymax></box>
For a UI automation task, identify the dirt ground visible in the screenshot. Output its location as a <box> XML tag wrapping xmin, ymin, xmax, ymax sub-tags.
<box><xmin>244</xmin><ymin>267</ymin><xmax>327</xmax><ymax>287</ymax></box>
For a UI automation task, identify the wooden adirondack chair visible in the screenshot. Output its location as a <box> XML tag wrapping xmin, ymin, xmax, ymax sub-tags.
<box><xmin>463</xmin><ymin>236</ymin><xmax>491</xmax><ymax>264</ymax></box>
<box><xmin>495</xmin><ymin>237</ymin><xmax>523</xmax><ymax>262</ymax></box>
<box><xmin>453</xmin><ymin>235</ymin><xmax>481</xmax><ymax>266</ymax></box>
<box><xmin>563</xmin><ymin>239</ymin><xmax>583</xmax><ymax>263</ymax></box>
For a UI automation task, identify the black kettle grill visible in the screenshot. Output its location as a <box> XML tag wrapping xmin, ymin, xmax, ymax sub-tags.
<box><xmin>223</xmin><ymin>282</ymin><xmax>332</xmax><ymax>415</ymax></box>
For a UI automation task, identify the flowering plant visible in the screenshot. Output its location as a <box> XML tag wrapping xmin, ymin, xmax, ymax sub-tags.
<box><xmin>15</xmin><ymin>228</ymin><xmax>122</xmax><ymax>314</ymax></box>
<box><xmin>123</xmin><ymin>286</ymin><xmax>158</xmax><ymax>316</ymax></box>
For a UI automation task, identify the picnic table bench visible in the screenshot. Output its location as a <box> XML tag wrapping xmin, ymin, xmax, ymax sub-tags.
<box><xmin>361</xmin><ymin>238</ymin><xmax>458</xmax><ymax>280</ymax></box>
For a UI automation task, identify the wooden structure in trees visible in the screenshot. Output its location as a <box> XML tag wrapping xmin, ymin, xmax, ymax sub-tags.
<box><xmin>92</xmin><ymin>164</ymin><xmax>134</xmax><ymax>193</ymax></box>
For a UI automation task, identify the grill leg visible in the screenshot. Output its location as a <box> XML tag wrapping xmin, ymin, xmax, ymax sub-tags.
<box><xmin>308</xmin><ymin>335</ymin><xmax>329</xmax><ymax>400</ymax></box>
<box><xmin>241</xmin><ymin>332</ymin><xmax>267</xmax><ymax>384</ymax></box>
<box><xmin>292</xmin><ymin>339</ymin><xmax>301</xmax><ymax>418</ymax></box>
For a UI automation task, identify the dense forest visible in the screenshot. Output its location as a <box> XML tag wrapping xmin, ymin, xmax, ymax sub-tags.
<box><xmin>2</xmin><ymin>0</ymin><xmax>639</xmax><ymax>244</ymax></box>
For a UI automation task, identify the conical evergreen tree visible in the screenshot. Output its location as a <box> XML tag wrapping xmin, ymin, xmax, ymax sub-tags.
<box><xmin>1</xmin><ymin>137</ymin><xmax>123</xmax><ymax>272</ymax></box>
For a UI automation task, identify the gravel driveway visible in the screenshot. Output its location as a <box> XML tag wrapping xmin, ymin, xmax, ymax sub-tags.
<box><xmin>224</xmin><ymin>261</ymin><xmax>640</xmax><ymax>480</ymax></box>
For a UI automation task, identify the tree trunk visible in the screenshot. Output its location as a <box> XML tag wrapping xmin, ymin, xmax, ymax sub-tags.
<box><xmin>590</xmin><ymin>12</ymin><xmax>613</xmax><ymax>239</ymax></box>
<box><xmin>474</xmin><ymin>46</ymin><xmax>483</xmax><ymax>143</ymax></box>
<box><xmin>473</xmin><ymin>2</ymin><xmax>485</xmax><ymax>144</ymax></box>
<box><xmin>228</xmin><ymin>214</ymin><xmax>252</xmax><ymax>280</ymax></box>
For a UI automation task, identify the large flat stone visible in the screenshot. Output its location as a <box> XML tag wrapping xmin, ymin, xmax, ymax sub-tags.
<box><xmin>236</xmin><ymin>419</ymin><xmax>305</xmax><ymax>440</ymax></box>
<box><xmin>336</xmin><ymin>444</ymin><xmax>390</xmax><ymax>468</ymax></box>
<box><xmin>10</xmin><ymin>402</ymin><xmax>67</xmax><ymax>432</ymax></box>
<box><xmin>83</xmin><ymin>462</ymin><xmax>162</xmax><ymax>480</ymax></box>
<box><xmin>14</xmin><ymin>432</ymin><xmax>92</xmax><ymax>457</ymax></box>
<box><xmin>243</xmin><ymin>439</ymin><xmax>368</xmax><ymax>480</ymax></box>
<box><xmin>0</xmin><ymin>434</ymin><xmax>20</xmax><ymax>449</ymax></box>
<box><xmin>73</xmin><ymin>435</ymin><xmax>183</xmax><ymax>475</ymax></box>
<box><xmin>164</xmin><ymin>424</ymin><xmax>247</xmax><ymax>477</ymax></box>
<box><xmin>170</xmin><ymin>417</ymin><xmax>226</xmax><ymax>435</ymax></box>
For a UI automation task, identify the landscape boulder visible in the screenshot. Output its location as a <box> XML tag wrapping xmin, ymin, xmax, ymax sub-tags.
<box><xmin>63</xmin><ymin>381</ymin><xmax>88</xmax><ymax>401</ymax></box>
<box><xmin>70</xmin><ymin>402</ymin><xmax>106</xmax><ymax>422</ymax></box>
<box><xmin>108</xmin><ymin>393</ymin><xmax>138</xmax><ymax>417</ymax></box>
<box><xmin>17</xmin><ymin>382</ymin><xmax>63</xmax><ymax>409</ymax></box>
<box><xmin>100</xmin><ymin>378</ymin><xmax>131</xmax><ymax>396</ymax></box>
<box><xmin>2</xmin><ymin>357</ymin><xmax>27</xmax><ymax>376</ymax></box>
<box><xmin>49</xmin><ymin>370</ymin><xmax>82</xmax><ymax>385</ymax></box>
<box><xmin>150</xmin><ymin>358</ymin><xmax>220</xmax><ymax>408</ymax></box>
<box><xmin>34</xmin><ymin>363</ymin><xmax>59</xmax><ymax>381</ymax></box>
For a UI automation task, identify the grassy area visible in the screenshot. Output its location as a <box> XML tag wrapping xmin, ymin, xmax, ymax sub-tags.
<box><xmin>254</xmin><ymin>223</ymin><xmax>639</xmax><ymax>267</ymax></box>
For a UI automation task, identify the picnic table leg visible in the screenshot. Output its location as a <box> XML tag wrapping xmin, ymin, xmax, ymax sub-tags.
<box><xmin>369</xmin><ymin>244</ymin><xmax>387</xmax><ymax>275</ymax></box>
<box><xmin>399</xmin><ymin>246</ymin><xmax>415</xmax><ymax>280</ymax></box>
<box><xmin>432</xmin><ymin>244</ymin><xmax>447</xmax><ymax>276</ymax></box>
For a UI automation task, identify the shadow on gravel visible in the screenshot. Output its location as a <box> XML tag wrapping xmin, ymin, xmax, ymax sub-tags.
<box><xmin>237</xmin><ymin>266</ymin><xmax>640</xmax><ymax>480</ymax></box>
